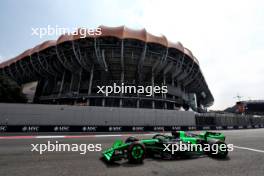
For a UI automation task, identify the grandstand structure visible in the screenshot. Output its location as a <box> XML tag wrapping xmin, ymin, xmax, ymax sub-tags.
<box><xmin>236</xmin><ymin>100</ymin><xmax>264</xmax><ymax>115</ymax></box>
<box><xmin>0</xmin><ymin>26</ymin><xmax>214</xmax><ymax>111</ymax></box>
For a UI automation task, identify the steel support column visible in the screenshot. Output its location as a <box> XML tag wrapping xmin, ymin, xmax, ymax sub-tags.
<box><xmin>171</xmin><ymin>75</ymin><xmax>176</xmax><ymax>109</ymax></box>
<box><xmin>87</xmin><ymin>65</ymin><xmax>94</xmax><ymax>105</ymax></box>
<box><xmin>151</xmin><ymin>72</ymin><xmax>155</xmax><ymax>109</ymax></box>
<box><xmin>163</xmin><ymin>75</ymin><xmax>167</xmax><ymax>109</ymax></box>
<box><xmin>120</xmin><ymin>40</ymin><xmax>124</xmax><ymax>107</ymax></box>
<box><xmin>58</xmin><ymin>71</ymin><xmax>66</xmax><ymax>97</ymax></box>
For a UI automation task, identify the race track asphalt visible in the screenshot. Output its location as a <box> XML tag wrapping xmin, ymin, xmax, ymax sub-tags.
<box><xmin>0</xmin><ymin>129</ymin><xmax>264</xmax><ymax>176</ymax></box>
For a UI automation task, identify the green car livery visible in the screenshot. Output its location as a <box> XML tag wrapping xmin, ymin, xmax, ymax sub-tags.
<box><xmin>102</xmin><ymin>131</ymin><xmax>229</xmax><ymax>163</ymax></box>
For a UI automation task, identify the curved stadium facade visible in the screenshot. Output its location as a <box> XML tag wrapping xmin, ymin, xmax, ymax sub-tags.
<box><xmin>0</xmin><ymin>26</ymin><xmax>213</xmax><ymax>111</ymax></box>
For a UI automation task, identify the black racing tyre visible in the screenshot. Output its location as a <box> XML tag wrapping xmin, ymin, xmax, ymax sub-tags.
<box><xmin>161</xmin><ymin>151</ymin><xmax>174</xmax><ymax>160</ymax></box>
<box><xmin>127</xmin><ymin>142</ymin><xmax>146</xmax><ymax>163</ymax></box>
<box><xmin>205</xmin><ymin>139</ymin><xmax>228</xmax><ymax>159</ymax></box>
<box><xmin>125</xmin><ymin>136</ymin><xmax>139</xmax><ymax>143</ymax></box>
<box><xmin>213</xmin><ymin>141</ymin><xmax>228</xmax><ymax>159</ymax></box>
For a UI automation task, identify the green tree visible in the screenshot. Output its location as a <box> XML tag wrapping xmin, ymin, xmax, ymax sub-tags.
<box><xmin>0</xmin><ymin>75</ymin><xmax>27</xmax><ymax>103</ymax></box>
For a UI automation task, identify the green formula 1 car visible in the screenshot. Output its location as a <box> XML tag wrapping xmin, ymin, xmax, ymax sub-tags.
<box><xmin>102</xmin><ymin>131</ymin><xmax>229</xmax><ymax>163</ymax></box>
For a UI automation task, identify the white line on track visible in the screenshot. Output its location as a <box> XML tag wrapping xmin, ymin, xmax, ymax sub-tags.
<box><xmin>35</xmin><ymin>136</ymin><xmax>66</xmax><ymax>139</ymax></box>
<box><xmin>234</xmin><ymin>146</ymin><xmax>264</xmax><ymax>153</ymax></box>
<box><xmin>93</xmin><ymin>134</ymin><xmax>154</xmax><ymax>138</ymax></box>
<box><xmin>0</xmin><ymin>133</ymin><xmax>155</xmax><ymax>140</ymax></box>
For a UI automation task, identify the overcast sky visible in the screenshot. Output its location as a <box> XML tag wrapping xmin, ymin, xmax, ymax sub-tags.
<box><xmin>0</xmin><ymin>0</ymin><xmax>263</xmax><ymax>110</ymax></box>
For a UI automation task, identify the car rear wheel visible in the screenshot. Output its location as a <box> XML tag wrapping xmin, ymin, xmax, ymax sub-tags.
<box><xmin>205</xmin><ymin>140</ymin><xmax>228</xmax><ymax>159</ymax></box>
<box><xmin>213</xmin><ymin>141</ymin><xmax>228</xmax><ymax>159</ymax></box>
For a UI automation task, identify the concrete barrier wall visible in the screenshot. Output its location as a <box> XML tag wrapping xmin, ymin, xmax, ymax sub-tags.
<box><xmin>196</xmin><ymin>112</ymin><xmax>264</xmax><ymax>126</ymax></box>
<box><xmin>1</xmin><ymin>103</ymin><xmax>263</xmax><ymax>132</ymax></box>
<box><xmin>0</xmin><ymin>103</ymin><xmax>195</xmax><ymax>126</ymax></box>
